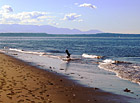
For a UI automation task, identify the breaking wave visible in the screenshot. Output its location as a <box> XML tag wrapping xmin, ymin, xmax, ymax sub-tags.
<box><xmin>8</xmin><ymin>48</ymin><xmax>47</xmax><ymax>56</ymax></box>
<box><xmin>99</xmin><ymin>59</ymin><xmax>140</xmax><ymax>85</ymax></box>
<box><xmin>82</xmin><ymin>53</ymin><xmax>103</xmax><ymax>59</ymax></box>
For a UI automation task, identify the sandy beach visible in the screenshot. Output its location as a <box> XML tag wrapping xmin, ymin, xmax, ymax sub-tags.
<box><xmin>0</xmin><ymin>52</ymin><xmax>132</xmax><ymax>103</ymax></box>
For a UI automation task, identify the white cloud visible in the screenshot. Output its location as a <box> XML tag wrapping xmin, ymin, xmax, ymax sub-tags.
<box><xmin>15</xmin><ymin>11</ymin><xmax>48</xmax><ymax>20</ymax></box>
<box><xmin>1</xmin><ymin>5</ymin><xmax>13</xmax><ymax>13</ymax></box>
<box><xmin>0</xmin><ymin>11</ymin><xmax>50</xmax><ymax>24</ymax></box>
<box><xmin>63</xmin><ymin>13</ymin><xmax>81</xmax><ymax>21</ymax></box>
<box><xmin>79</xmin><ymin>3</ymin><xmax>97</xmax><ymax>9</ymax></box>
<box><xmin>0</xmin><ymin>5</ymin><xmax>59</xmax><ymax>25</ymax></box>
<box><xmin>0</xmin><ymin>5</ymin><xmax>54</xmax><ymax>25</ymax></box>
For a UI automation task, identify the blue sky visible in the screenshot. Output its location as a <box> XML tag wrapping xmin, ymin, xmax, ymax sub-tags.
<box><xmin>0</xmin><ymin>0</ymin><xmax>140</xmax><ymax>34</ymax></box>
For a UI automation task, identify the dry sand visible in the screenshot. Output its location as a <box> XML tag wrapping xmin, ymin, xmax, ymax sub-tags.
<box><xmin>0</xmin><ymin>52</ymin><xmax>130</xmax><ymax>103</ymax></box>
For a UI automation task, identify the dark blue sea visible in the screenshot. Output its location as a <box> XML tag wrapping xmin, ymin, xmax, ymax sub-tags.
<box><xmin>0</xmin><ymin>33</ymin><xmax>140</xmax><ymax>63</ymax></box>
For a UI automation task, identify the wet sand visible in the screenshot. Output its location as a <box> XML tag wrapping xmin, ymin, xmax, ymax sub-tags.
<box><xmin>0</xmin><ymin>52</ymin><xmax>130</xmax><ymax>103</ymax></box>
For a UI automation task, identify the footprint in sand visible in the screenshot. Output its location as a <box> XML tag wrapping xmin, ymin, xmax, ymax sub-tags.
<box><xmin>17</xmin><ymin>99</ymin><xmax>24</xmax><ymax>103</ymax></box>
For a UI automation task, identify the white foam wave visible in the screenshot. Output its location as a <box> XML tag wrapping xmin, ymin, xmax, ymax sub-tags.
<box><xmin>5</xmin><ymin>48</ymin><xmax>63</xmax><ymax>59</ymax></box>
<box><xmin>4</xmin><ymin>48</ymin><xmax>50</xmax><ymax>56</ymax></box>
<box><xmin>82</xmin><ymin>53</ymin><xmax>102</xmax><ymax>59</ymax></box>
<box><xmin>99</xmin><ymin>60</ymin><xmax>140</xmax><ymax>85</ymax></box>
<box><xmin>102</xmin><ymin>59</ymin><xmax>116</xmax><ymax>64</ymax></box>
<box><xmin>9</xmin><ymin>48</ymin><xmax>24</xmax><ymax>52</ymax></box>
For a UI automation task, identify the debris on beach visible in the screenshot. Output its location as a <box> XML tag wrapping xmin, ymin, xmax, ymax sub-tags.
<box><xmin>124</xmin><ymin>88</ymin><xmax>131</xmax><ymax>92</ymax></box>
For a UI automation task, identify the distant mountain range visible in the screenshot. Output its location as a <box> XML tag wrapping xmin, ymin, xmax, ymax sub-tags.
<box><xmin>0</xmin><ymin>24</ymin><xmax>103</xmax><ymax>34</ymax></box>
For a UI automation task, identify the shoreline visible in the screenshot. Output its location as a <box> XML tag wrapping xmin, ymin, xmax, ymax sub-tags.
<box><xmin>0</xmin><ymin>52</ymin><xmax>134</xmax><ymax>103</ymax></box>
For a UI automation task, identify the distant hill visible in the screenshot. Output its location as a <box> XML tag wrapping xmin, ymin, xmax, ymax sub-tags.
<box><xmin>0</xmin><ymin>24</ymin><xmax>103</xmax><ymax>34</ymax></box>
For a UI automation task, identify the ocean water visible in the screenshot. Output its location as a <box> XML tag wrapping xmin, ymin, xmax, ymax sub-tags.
<box><xmin>0</xmin><ymin>33</ymin><xmax>140</xmax><ymax>100</ymax></box>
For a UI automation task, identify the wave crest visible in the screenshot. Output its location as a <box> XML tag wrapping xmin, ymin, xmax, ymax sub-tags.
<box><xmin>82</xmin><ymin>53</ymin><xmax>103</xmax><ymax>59</ymax></box>
<box><xmin>99</xmin><ymin>59</ymin><xmax>140</xmax><ymax>85</ymax></box>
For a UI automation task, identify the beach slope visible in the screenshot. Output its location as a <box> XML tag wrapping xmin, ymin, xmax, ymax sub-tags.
<box><xmin>0</xmin><ymin>53</ymin><xmax>130</xmax><ymax>103</ymax></box>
